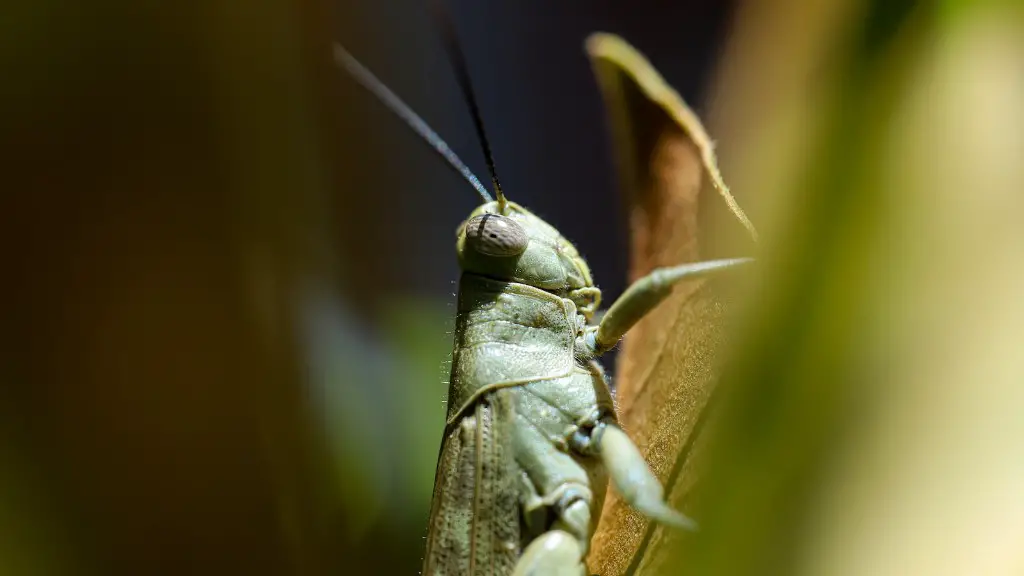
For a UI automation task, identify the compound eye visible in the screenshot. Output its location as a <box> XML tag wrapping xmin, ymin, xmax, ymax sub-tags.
<box><xmin>464</xmin><ymin>214</ymin><xmax>529</xmax><ymax>257</ymax></box>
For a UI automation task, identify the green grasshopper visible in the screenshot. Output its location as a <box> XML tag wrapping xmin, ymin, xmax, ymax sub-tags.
<box><xmin>335</xmin><ymin>9</ymin><xmax>751</xmax><ymax>574</ymax></box>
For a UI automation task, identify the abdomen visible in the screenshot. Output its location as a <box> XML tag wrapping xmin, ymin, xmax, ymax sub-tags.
<box><xmin>423</xmin><ymin>390</ymin><xmax>521</xmax><ymax>576</ymax></box>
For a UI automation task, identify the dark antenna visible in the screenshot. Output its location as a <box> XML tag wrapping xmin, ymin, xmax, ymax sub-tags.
<box><xmin>332</xmin><ymin>43</ymin><xmax>493</xmax><ymax>205</ymax></box>
<box><xmin>428</xmin><ymin>0</ymin><xmax>507</xmax><ymax>213</ymax></box>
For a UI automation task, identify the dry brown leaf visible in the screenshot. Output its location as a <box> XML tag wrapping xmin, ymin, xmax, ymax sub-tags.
<box><xmin>583</xmin><ymin>34</ymin><xmax>758</xmax><ymax>575</ymax></box>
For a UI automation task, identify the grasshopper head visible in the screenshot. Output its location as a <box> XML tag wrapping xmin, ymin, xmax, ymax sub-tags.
<box><xmin>456</xmin><ymin>201</ymin><xmax>596</xmax><ymax>297</ymax></box>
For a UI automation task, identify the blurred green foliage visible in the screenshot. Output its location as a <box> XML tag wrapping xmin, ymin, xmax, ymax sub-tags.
<box><xmin>663</xmin><ymin>0</ymin><xmax>1024</xmax><ymax>574</ymax></box>
<box><xmin>588</xmin><ymin>0</ymin><xmax>1023</xmax><ymax>573</ymax></box>
<box><xmin>3</xmin><ymin>0</ymin><xmax>1021</xmax><ymax>574</ymax></box>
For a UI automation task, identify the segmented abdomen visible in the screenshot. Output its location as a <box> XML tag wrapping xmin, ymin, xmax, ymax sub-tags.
<box><xmin>423</xmin><ymin>390</ymin><xmax>521</xmax><ymax>576</ymax></box>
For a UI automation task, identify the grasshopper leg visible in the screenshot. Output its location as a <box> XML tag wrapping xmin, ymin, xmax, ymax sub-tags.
<box><xmin>511</xmin><ymin>529</ymin><xmax>586</xmax><ymax>576</ymax></box>
<box><xmin>513</xmin><ymin>409</ymin><xmax>597</xmax><ymax>545</ymax></box>
<box><xmin>591</xmin><ymin>257</ymin><xmax>752</xmax><ymax>354</ymax></box>
<box><xmin>595</xmin><ymin>423</ymin><xmax>698</xmax><ymax>531</ymax></box>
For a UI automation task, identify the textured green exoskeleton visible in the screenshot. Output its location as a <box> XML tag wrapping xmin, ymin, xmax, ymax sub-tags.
<box><xmin>421</xmin><ymin>201</ymin><xmax>748</xmax><ymax>575</ymax></box>
<box><xmin>332</xmin><ymin>30</ymin><xmax>751</xmax><ymax>576</ymax></box>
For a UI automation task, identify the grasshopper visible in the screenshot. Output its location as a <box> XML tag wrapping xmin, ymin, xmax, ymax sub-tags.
<box><xmin>335</xmin><ymin>7</ymin><xmax>751</xmax><ymax>574</ymax></box>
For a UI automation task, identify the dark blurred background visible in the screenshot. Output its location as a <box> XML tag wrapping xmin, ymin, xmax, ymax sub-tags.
<box><xmin>332</xmin><ymin>0</ymin><xmax>737</xmax><ymax>316</ymax></box>
<box><xmin>9</xmin><ymin>0</ymin><xmax>1024</xmax><ymax>574</ymax></box>
<box><xmin>3</xmin><ymin>0</ymin><xmax>738</xmax><ymax>574</ymax></box>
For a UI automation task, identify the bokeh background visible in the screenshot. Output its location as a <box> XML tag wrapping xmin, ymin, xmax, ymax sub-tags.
<box><xmin>4</xmin><ymin>0</ymin><xmax>1023</xmax><ymax>574</ymax></box>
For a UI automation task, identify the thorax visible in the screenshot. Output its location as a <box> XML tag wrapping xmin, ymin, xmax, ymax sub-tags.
<box><xmin>445</xmin><ymin>273</ymin><xmax>603</xmax><ymax>425</ymax></box>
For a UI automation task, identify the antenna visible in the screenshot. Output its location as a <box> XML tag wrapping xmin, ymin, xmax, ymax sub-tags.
<box><xmin>428</xmin><ymin>0</ymin><xmax>507</xmax><ymax>213</ymax></box>
<box><xmin>332</xmin><ymin>43</ymin><xmax>493</xmax><ymax>205</ymax></box>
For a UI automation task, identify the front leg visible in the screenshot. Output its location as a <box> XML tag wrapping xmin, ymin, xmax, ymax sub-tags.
<box><xmin>588</xmin><ymin>257</ymin><xmax>752</xmax><ymax>355</ymax></box>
